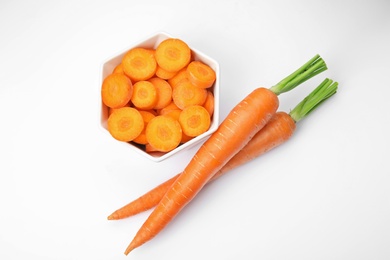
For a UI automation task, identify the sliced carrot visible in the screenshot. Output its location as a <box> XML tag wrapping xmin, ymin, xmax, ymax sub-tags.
<box><xmin>122</xmin><ymin>47</ymin><xmax>157</xmax><ymax>82</ymax></box>
<box><xmin>133</xmin><ymin>110</ymin><xmax>156</xmax><ymax>145</ymax></box>
<box><xmin>145</xmin><ymin>115</ymin><xmax>182</xmax><ymax>152</ymax></box>
<box><xmin>168</xmin><ymin>67</ymin><xmax>188</xmax><ymax>88</ymax></box>
<box><xmin>148</xmin><ymin>77</ymin><xmax>173</xmax><ymax>110</ymax></box>
<box><xmin>202</xmin><ymin>90</ymin><xmax>214</xmax><ymax>116</ymax></box>
<box><xmin>101</xmin><ymin>73</ymin><xmax>133</xmax><ymax>109</ymax></box>
<box><xmin>163</xmin><ymin>109</ymin><xmax>193</xmax><ymax>144</ymax></box>
<box><xmin>155</xmin><ymin>66</ymin><xmax>177</xmax><ymax>80</ymax></box>
<box><xmin>131</xmin><ymin>81</ymin><xmax>157</xmax><ymax>110</ymax></box>
<box><xmin>107</xmin><ymin>107</ymin><xmax>144</xmax><ymax>142</ymax></box>
<box><xmin>179</xmin><ymin>105</ymin><xmax>211</xmax><ymax>137</ymax></box>
<box><xmin>112</xmin><ymin>63</ymin><xmax>125</xmax><ymax>74</ymax></box>
<box><xmin>155</xmin><ymin>38</ymin><xmax>191</xmax><ymax>72</ymax></box>
<box><xmin>186</xmin><ymin>61</ymin><xmax>216</xmax><ymax>89</ymax></box>
<box><xmin>172</xmin><ymin>79</ymin><xmax>207</xmax><ymax>110</ymax></box>
<box><xmin>158</xmin><ymin>101</ymin><xmax>180</xmax><ymax>115</ymax></box>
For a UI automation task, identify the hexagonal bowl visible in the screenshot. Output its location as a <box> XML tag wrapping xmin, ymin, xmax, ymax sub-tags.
<box><xmin>99</xmin><ymin>32</ymin><xmax>220</xmax><ymax>162</ymax></box>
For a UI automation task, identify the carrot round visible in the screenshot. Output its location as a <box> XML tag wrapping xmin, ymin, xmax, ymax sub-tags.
<box><xmin>155</xmin><ymin>66</ymin><xmax>177</xmax><ymax>80</ymax></box>
<box><xmin>132</xmin><ymin>110</ymin><xmax>156</xmax><ymax>145</ymax></box>
<box><xmin>101</xmin><ymin>73</ymin><xmax>133</xmax><ymax>109</ymax></box>
<box><xmin>107</xmin><ymin>107</ymin><xmax>144</xmax><ymax>142</ymax></box>
<box><xmin>172</xmin><ymin>79</ymin><xmax>207</xmax><ymax>110</ymax></box>
<box><xmin>179</xmin><ymin>105</ymin><xmax>210</xmax><ymax>137</ymax></box>
<box><xmin>108</xmin><ymin>78</ymin><xmax>338</xmax><ymax>220</ymax></box>
<box><xmin>186</xmin><ymin>61</ymin><xmax>216</xmax><ymax>89</ymax></box>
<box><xmin>122</xmin><ymin>47</ymin><xmax>157</xmax><ymax>82</ymax></box>
<box><xmin>131</xmin><ymin>81</ymin><xmax>158</xmax><ymax>110</ymax></box>
<box><xmin>155</xmin><ymin>38</ymin><xmax>191</xmax><ymax>72</ymax></box>
<box><xmin>148</xmin><ymin>77</ymin><xmax>173</xmax><ymax>110</ymax></box>
<box><xmin>124</xmin><ymin>55</ymin><xmax>328</xmax><ymax>254</ymax></box>
<box><xmin>167</xmin><ymin>67</ymin><xmax>188</xmax><ymax>88</ymax></box>
<box><xmin>145</xmin><ymin>115</ymin><xmax>182</xmax><ymax>152</ymax></box>
<box><xmin>202</xmin><ymin>90</ymin><xmax>214</xmax><ymax>116</ymax></box>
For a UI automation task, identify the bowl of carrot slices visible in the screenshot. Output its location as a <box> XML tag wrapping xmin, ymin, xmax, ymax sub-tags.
<box><xmin>99</xmin><ymin>32</ymin><xmax>220</xmax><ymax>162</ymax></box>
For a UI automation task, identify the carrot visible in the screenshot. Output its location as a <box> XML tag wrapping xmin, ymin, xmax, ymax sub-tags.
<box><xmin>145</xmin><ymin>115</ymin><xmax>182</xmax><ymax>152</ymax></box>
<box><xmin>131</xmin><ymin>81</ymin><xmax>158</xmax><ymax>110</ymax></box>
<box><xmin>163</xmin><ymin>109</ymin><xmax>194</xmax><ymax>144</ymax></box>
<box><xmin>132</xmin><ymin>110</ymin><xmax>156</xmax><ymax>145</ymax></box>
<box><xmin>186</xmin><ymin>61</ymin><xmax>216</xmax><ymax>89</ymax></box>
<box><xmin>101</xmin><ymin>73</ymin><xmax>133</xmax><ymax>109</ymax></box>
<box><xmin>155</xmin><ymin>66</ymin><xmax>177</xmax><ymax>80</ymax></box>
<box><xmin>112</xmin><ymin>63</ymin><xmax>125</xmax><ymax>74</ymax></box>
<box><xmin>179</xmin><ymin>105</ymin><xmax>211</xmax><ymax>137</ymax></box>
<box><xmin>107</xmin><ymin>107</ymin><xmax>144</xmax><ymax>142</ymax></box>
<box><xmin>158</xmin><ymin>101</ymin><xmax>180</xmax><ymax>115</ymax></box>
<box><xmin>155</xmin><ymin>38</ymin><xmax>191</xmax><ymax>72</ymax></box>
<box><xmin>122</xmin><ymin>47</ymin><xmax>157</xmax><ymax>82</ymax></box>
<box><xmin>202</xmin><ymin>90</ymin><xmax>214</xmax><ymax>116</ymax></box>
<box><xmin>148</xmin><ymin>77</ymin><xmax>173</xmax><ymax>110</ymax></box>
<box><xmin>172</xmin><ymin>78</ymin><xmax>208</xmax><ymax>110</ymax></box>
<box><xmin>108</xmin><ymin>78</ymin><xmax>338</xmax><ymax>220</ymax></box>
<box><xmin>167</xmin><ymin>67</ymin><xmax>188</xmax><ymax>88</ymax></box>
<box><xmin>124</xmin><ymin>54</ymin><xmax>327</xmax><ymax>254</ymax></box>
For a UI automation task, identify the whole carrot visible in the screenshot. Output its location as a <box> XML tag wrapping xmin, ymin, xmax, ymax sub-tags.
<box><xmin>125</xmin><ymin>55</ymin><xmax>327</xmax><ymax>254</ymax></box>
<box><xmin>108</xmin><ymin>78</ymin><xmax>338</xmax><ymax>221</ymax></box>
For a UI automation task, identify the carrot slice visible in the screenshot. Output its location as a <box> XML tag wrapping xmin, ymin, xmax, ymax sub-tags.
<box><xmin>167</xmin><ymin>67</ymin><xmax>188</xmax><ymax>88</ymax></box>
<box><xmin>155</xmin><ymin>66</ymin><xmax>177</xmax><ymax>80</ymax></box>
<box><xmin>172</xmin><ymin>79</ymin><xmax>207</xmax><ymax>110</ymax></box>
<box><xmin>202</xmin><ymin>90</ymin><xmax>214</xmax><ymax>116</ymax></box>
<box><xmin>122</xmin><ymin>47</ymin><xmax>157</xmax><ymax>82</ymax></box>
<box><xmin>112</xmin><ymin>63</ymin><xmax>125</xmax><ymax>74</ymax></box>
<box><xmin>133</xmin><ymin>110</ymin><xmax>156</xmax><ymax>145</ymax></box>
<box><xmin>145</xmin><ymin>116</ymin><xmax>182</xmax><ymax>152</ymax></box>
<box><xmin>179</xmin><ymin>105</ymin><xmax>211</xmax><ymax>137</ymax></box>
<box><xmin>107</xmin><ymin>107</ymin><xmax>144</xmax><ymax>142</ymax></box>
<box><xmin>101</xmin><ymin>73</ymin><xmax>133</xmax><ymax>109</ymax></box>
<box><xmin>186</xmin><ymin>61</ymin><xmax>216</xmax><ymax>89</ymax></box>
<box><xmin>131</xmin><ymin>81</ymin><xmax>158</xmax><ymax>110</ymax></box>
<box><xmin>158</xmin><ymin>101</ymin><xmax>180</xmax><ymax>115</ymax></box>
<box><xmin>155</xmin><ymin>38</ymin><xmax>191</xmax><ymax>72</ymax></box>
<box><xmin>148</xmin><ymin>77</ymin><xmax>173</xmax><ymax>110</ymax></box>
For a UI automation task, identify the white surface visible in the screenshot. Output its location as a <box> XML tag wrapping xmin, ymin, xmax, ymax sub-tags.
<box><xmin>1</xmin><ymin>1</ymin><xmax>389</xmax><ymax>259</ymax></box>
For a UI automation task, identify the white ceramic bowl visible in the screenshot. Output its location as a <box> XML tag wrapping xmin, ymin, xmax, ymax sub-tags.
<box><xmin>99</xmin><ymin>32</ymin><xmax>220</xmax><ymax>162</ymax></box>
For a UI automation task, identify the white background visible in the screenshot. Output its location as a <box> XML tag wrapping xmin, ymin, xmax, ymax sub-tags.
<box><xmin>1</xmin><ymin>0</ymin><xmax>389</xmax><ymax>259</ymax></box>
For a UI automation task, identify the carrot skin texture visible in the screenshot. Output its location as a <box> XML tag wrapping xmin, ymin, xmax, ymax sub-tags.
<box><xmin>107</xmin><ymin>111</ymin><xmax>295</xmax><ymax>220</ymax></box>
<box><xmin>124</xmin><ymin>87</ymin><xmax>279</xmax><ymax>254</ymax></box>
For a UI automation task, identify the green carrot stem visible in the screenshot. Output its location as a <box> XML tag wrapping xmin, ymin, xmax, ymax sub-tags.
<box><xmin>289</xmin><ymin>78</ymin><xmax>338</xmax><ymax>123</ymax></box>
<box><xmin>270</xmin><ymin>54</ymin><xmax>327</xmax><ymax>95</ymax></box>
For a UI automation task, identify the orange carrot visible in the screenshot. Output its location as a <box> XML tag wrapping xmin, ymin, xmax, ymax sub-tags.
<box><xmin>172</xmin><ymin>79</ymin><xmax>207</xmax><ymax>110</ymax></box>
<box><xmin>179</xmin><ymin>105</ymin><xmax>211</xmax><ymax>137</ymax></box>
<box><xmin>133</xmin><ymin>110</ymin><xmax>156</xmax><ymax>145</ymax></box>
<box><xmin>122</xmin><ymin>47</ymin><xmax>157</xmax><ymax>82</ymax></box>
<box><xmin>145</xmin><ymin>115</ymin><xmax>182</xmax><ymax>152</ymax></box>
<box><xmin>108</xmin><ymin>78</ymin><xmax>337</xmax><ymax>220</ymax></box>
<box><xmin>167</xmin><ymin>67</ymin><xmax>188</xmax><ymax>88</ymax></box>
<box><xmin>148</xmin><ymin>77</ymin><xmax>173</xmax><ymax>110</ymax></box>
<box><xmin>202</xmin><ymin>90</ymin><xmax>214</xmax><ymax>116</ymax></box>
<box><xmin>155</xmin><ymin>66</ymin><xmax>177</xmax><ymax>80</ymax></box>
<box><xmin>101</xmin><ymin>73</ymin><xmax>133</xmax><ymax>109</ymax></box>
<box><xmin>155</xmin><ymin>38</ymin><xmax>191</xmax><ymax>72</ymax></box>
<box><xmin>107</xmin><ymin>107</ymin><xmax>144</xmax><ymax>142</ymax></box>
<box><xmin>186</xmin><ymin>60</ymin><xmax>216</xmax><ymax>89</ymax></box>
<box><xmin>131</xmin><ymin>81</ymin><xmax>158</xmax><ymax>110</ymax></box>
<box><xmin>124</xmin><ymin>55</ymin><xmax>327</xmax><ymax>254</ymax></box>
<box><xmin>112</xmin><ymin>63</ymin><xmax>125</xmax><ymax>74</ymax></box>
<box><xmin>158</xmin><ymin>101</ymin><xmax>180</xmax><ymax>115</ymax></box>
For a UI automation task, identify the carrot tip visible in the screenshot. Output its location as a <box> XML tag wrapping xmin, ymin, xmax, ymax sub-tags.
<box><xmin>107</xmin><ymin>213</ymin><xmax>117</xmax><ymax>220</ymax></box>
